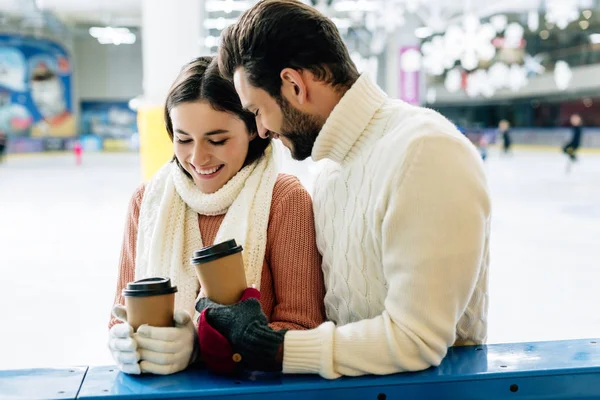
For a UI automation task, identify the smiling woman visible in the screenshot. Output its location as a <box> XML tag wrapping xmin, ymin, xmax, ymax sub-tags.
<box><xmin>164</xmin><ymin>57</ymin><xmax>271</xmax><ymax>193</ymax></box>
<box><xmin>106</xmin><ymin>56</ymin><xmax>326</xmax><ymax>376</ymax></box>
<box><xmin>169</xmin><ymin>102</ymin><xmax>256</xmax><ymax>194</ymax></box>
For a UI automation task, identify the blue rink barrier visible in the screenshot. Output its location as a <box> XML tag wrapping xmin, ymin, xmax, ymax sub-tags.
<box><xmin>2</xmin><ymin>339</ymin><xmax>600</xmax><ymax>399</ymax></box>
<box><xmin>0</xmin><ymin>366</ymin><xmax>87</xmax><ymax>400</ymax></box>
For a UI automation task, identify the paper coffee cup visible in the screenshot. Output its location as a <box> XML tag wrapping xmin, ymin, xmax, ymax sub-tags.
<box><xmin>191</xmin><ymin>239</ymin><xmax>247</xmax><ymax>305</ymax></box>
<box><xmin>122</xmin><ymin>277</ymin><xmax>178</xmax><ymax>331</ymax></box>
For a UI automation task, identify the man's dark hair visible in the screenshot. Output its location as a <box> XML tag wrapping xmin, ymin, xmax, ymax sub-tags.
<box><xmin>218</xmin><ymin>0</ymin><xmax>359</xmax><ymax>99</ymax></box>
<box><xmin>165</xmin><ymin>56</ymin><xmax>270</xmax><ymax>172</ymax></box>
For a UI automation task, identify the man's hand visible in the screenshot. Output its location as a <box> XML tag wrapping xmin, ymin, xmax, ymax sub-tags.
<box><xmin>196</xmin><ymin>288</ymin><xmax>286</xmax><ymax>373</ymax></box>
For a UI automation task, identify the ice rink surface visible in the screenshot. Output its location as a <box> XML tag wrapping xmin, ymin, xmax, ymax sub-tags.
<box><xmin>0</xmin><ymin>148</ymin><xmax>598</xmax><ymax>370</ymax></box>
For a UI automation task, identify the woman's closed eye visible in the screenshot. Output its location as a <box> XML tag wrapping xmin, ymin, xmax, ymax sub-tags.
<box><xmin>209</xmin><ymin>139</ymin><xmax>227</xmax><ymax>146</ymax></box>
<box><xmin>176</xmin><ymin>137</ymin><xmax>193</xmax><ymax>144</ymax></box>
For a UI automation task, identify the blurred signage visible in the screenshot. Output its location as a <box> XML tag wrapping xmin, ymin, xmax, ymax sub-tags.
<box><xmin>0</xmin><ymin>34</ymin><xmax>75</xmax><ymax>138</ymax></box>
<box><xmin>399</xmin><ymin>46</ymin><xmax>420</xmax><ymax>105</ymax></box>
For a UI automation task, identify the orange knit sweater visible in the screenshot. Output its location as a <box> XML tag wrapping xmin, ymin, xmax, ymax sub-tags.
<box><xmin>109</xmin><ymin>174</ymin><xmax>326</xmax><ymax>331</ymax></box>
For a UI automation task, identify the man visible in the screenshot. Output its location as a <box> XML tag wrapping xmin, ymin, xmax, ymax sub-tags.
<box><xmin>498</xmin><ymin>119</ymin><xmax>512</xmax><ymax>155</ymax></box>
<box><xmin>563</xmin><ymin>114</ymin><xmax>583</xmax><ymax>162</ymax></box>
<box><xmin>199</xmin><ymin>0</ymin><xmax>491</xmax><ymax>379</ymax></box>
<box><xmin>0</xmin><ymin>131</ymin><xmax>6</xmax><ymax>163</ymax></box>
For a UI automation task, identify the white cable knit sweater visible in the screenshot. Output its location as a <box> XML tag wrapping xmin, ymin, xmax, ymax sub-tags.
<box><xmin>282</xmin><ymin>74</ymin><xmax>491</xmax><ymax>379</ymax></box>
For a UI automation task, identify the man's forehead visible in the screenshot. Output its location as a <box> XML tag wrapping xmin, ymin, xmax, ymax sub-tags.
<box><xmin>233</xmin><ymin>68</ymin><xmax>267</xmax><ymax>110</ymax></box>
<box><xmin>233</xmin><ymin>68</ymin><xmax>252</xmax><ymax>102</ymax></box>
<box><xmin>233</xmin><ymin>67</ymin><xmax>250</xmax><ymax>89</ymax></box>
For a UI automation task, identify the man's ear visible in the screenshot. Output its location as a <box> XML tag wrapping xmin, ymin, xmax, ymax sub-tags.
<box><xmin>280</xmin><ymin>68</ymin><xmax>308</xmax><ymax>106</ymax></box>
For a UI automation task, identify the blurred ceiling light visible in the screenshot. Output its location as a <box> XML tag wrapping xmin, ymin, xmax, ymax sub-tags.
<box><xmin>363</xmin><ymin>4</ymin><xmax>405</xmax><ymax>34</ymax></box>
<box><xmin>508</xmin><ymin>64</ymin><xmax>528</xmax><ymax>92</ymax></box>
<box><xmin>350</xmin><ymin>52</ymin><xmax>379</xmax><ymax>81</ymax></box>
<box><xmin>544</xmin><ymin>0</ymin><xmax>580</xmax><ymax>30</ymax></box>
<box><xmin>504</xmin><ymin>23</ymin><xmax>525</xmax><ymax>49</ymax></box>
<box><xmin>539</xmin><ymin>30</ymin><xmax>550</xmax><ymax>40</ymax></box>
<box><xmin>463</xmin><ymin>63</ymin><xmax>529</xmax><ymax>97</ymax></box>
<box><xmin>204</xmin><ymin>35</ymin><xmax>220</xmax><ymax>48</ymax></box>
<box><xmin>331</xmin><ymin>18</ymin><xmax>352</xmax><ymax>30</ymax></box>
<box><xmin>523</xmin><ymin>53</ymin><xmax>546</xmax><ymax>76</ymax></box>
<box><xmin>426</xmin><ymin>88</ymin><xmax>437</xmax><ymax>104</ymax></box>
<box><xmin>590</xmin><ymin>33</ymin><xmax>600</xmax><ymax>43</ymax></box>
<box><xmin>421</xmin><ymin>36</ymin><xmax>448</xmax><ymax>75</ymax></box>
<box><xmin>415</xmin><ymin>26</ymin><xmax>433</xmax><ymax>39</ymax></box>
<box><xmin>528</xmin><ymin>11</ymin><xmax>539</xmax><ymax>31</ymax></box>
<box><xmin>582</xmin><ymin>10</ymin><xmax>592</xmax><ymax>19</ymax></box>
<box><xmin>400</xmin><ymin>48</ymin><xmax>422</xmax><ymax>72</ymax></box>
<box><xmin>554</xmin><ymin>60</ymin><xmax>573</xmax><ymax>90</ymax></box>
<box><xmin>380</xmin><ymin>7</ymin><xmax>405</xmax><ymax>33</ymax></box>
<box><xmin>403</xmin><ymin>0</ymin><xmax>422</xmax><ymax>14</ymax></box>
<box><xmin>206</xmin><ymin>0</ymin><xmax>251</xmax><ymax>13</ymax></box>
<box><xmin>128</xmin><ymin>97</ymin><xmax>140</xmax><ymax>111</ymax></box>
<box><xmin>370</xmin><ymin>30</ymin><xmax>388</xmax><ymax>54</ymax></box>
<box><xmin>461</xmin><ymin>52</ymin><xmax>479</xmax><ymax>71</ymax></box>
<box><xmin>490</xmin><ymin>15</ymin><xmax>508</xmax><ymax>33</ymax></box>
<box><xmin>444</xmin><ymin>68</ymin><xmax>462</xmax><ymax>93</ymax></box>
<box><xmin>488</xmin><ymin>62</ymin><xmax>510</xmax><ymax>89</ymax></box>
<box><xmin>579</xmin><ymin>20</ymin><xmax>590</xmax><ymax>30</ymax></box>
<box><xmin>203</xmin><ymin>17</ymin><xmax>237</xmax><ymax>30</ymax></box>
<box><xmin>418</xmin><ymin>4</ymin><xmax>450</xmax><ymax>34</ymax></box>
<box><xmin>458</xmin><ymin>15</ymin><xmax>496</xmax><ymax>71</ymax></box>
<box><xmin>89</xmin><ymin>26</ymin><xmax>135</xmax><ymax>45</ymax></box>
<box><xmin>443</xmin><ymin>24</ymin><xmax>464</xmax><ymax>64</ymax></box>
<box><xmin>433</xmin><ymin>15</ymin><xmax>497</xmax><ymax>73</ymax></box>
<box><xmin>466</xmin><ymin>69</ymin><xmax>495</xmax><ymax>98</ymax></box>
<box><xmin>333</xmin><ymin>0</ymin><xmax>377</xmax><ymax>12</ymax></box>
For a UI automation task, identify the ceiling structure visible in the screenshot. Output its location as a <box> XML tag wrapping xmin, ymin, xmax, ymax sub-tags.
<box><xmin>0</xmin><ymin>0</ymin><xmax>581</xmax><ymax>28</ymax></box>
<box><xmin>2</xmin><ymin>0</ymin><xmax>599</xmax><ymax>100</ymax></box>
<box><xmin>0</xmin><ymin>0</ymin><xmax>141</xmax><ymax>27</ymax></box>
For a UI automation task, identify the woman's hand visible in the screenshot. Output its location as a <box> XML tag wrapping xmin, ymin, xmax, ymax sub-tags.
<box><xmin>134</xmin><ymin>310</ymin><xmax>198</xmax><ymax>375</ymax></box>
<box><xmin>107</xmin><ymin>305</ymin><xmax>141</xmax><ymax>375</ymax></box>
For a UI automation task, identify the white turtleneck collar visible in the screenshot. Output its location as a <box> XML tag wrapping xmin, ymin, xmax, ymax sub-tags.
<box><xmin>311</xmin><ymin>74</ymin><xmax>387</xmax><ymax>163</ymax></box>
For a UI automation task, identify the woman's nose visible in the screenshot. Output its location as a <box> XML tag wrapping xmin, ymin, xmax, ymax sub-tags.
<box><xmin>192</xmin><ymin>142</ymin><xmax>211</xmax><ymax>166</ymax></box>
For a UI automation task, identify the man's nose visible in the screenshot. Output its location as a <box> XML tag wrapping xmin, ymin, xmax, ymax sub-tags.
<box><xmin>256</xmin><ymin>117</ymin><xmax>270</xmax><ymax>139</ymax></box>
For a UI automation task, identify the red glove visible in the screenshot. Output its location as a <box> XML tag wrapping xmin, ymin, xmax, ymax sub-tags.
<box><xmin>196</xmin><ymin>288</ymin><xmax>261</xmax><ymax>374</ymax></box>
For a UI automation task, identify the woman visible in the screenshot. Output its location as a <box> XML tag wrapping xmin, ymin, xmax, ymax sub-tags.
<box><xmin>107</xmin><ymin>56</ymin><xmax>325</xmax><ymax>376</ymax></box>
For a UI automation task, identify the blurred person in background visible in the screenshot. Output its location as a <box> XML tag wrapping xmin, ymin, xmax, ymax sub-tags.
<box><xmin>73</xmin><ymin>140</ymin><xmax>83</xmax><ymax>166</ymax></box>
<box><xmin>498</xmin><ymin>120</ymin><xmax>512</xmax><ymax>155</ymax></box>
<box><xmin>107</xmin><ymin>56</ymin><xmax>326</xmax><ymax>375</ymax></box>
<box><xmin>196</xmin><ymin>0</ymin><xmax>491</xmax><ymax>379</ymax></box>
<box><xmin>563</xmin><ymin>114</ymin><xmax>583</xmax><ymax>162</ymax></box>
<box><xmin>479</xmin><ymin>133</ymin><xmax>489</xmax><ymax>161</ymax></box>
<box><xmin>0</xmin><ymin>131</ymin><xmax>6</xmax><ymax>163</ymax></box>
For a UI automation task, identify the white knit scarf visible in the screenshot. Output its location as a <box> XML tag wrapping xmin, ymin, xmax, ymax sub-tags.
<box><xmin>135</xmin><ymin>143</ymin><xmax>281</xmax><ymax>319</ymax></box>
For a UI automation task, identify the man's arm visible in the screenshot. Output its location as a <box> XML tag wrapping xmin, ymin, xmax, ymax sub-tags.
<box><xmin>283</xmin><ymin>134</ymin><xmax>491</xmax><ymax>378</ymax></box>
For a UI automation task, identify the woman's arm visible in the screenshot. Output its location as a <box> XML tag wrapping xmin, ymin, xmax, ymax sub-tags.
<box><xmin>265</xmin><ymin>175</ymin><xmax>326</xmax><ymax>331</ymax></box>
<box><xmin>108</xmin><ymin>185</ymin><xmax>145</xmax><ymax>328</ymax></box>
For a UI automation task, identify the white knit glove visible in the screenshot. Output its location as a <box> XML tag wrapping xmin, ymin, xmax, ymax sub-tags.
<box><xmin>135</xmin><ymin>310</ymin><xmax>198</xmax><ymax>375</ymax></box>
<box><xmin>108</xmin><ymin>305</ymin><xmax>141</xmax><ymax>375</ymax></box>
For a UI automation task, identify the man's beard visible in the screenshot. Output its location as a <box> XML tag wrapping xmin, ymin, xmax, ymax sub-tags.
<box><xmin>277</xmin><ymin>97</ymin><xmax>323</xmax><ymax>161</ymax></box>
